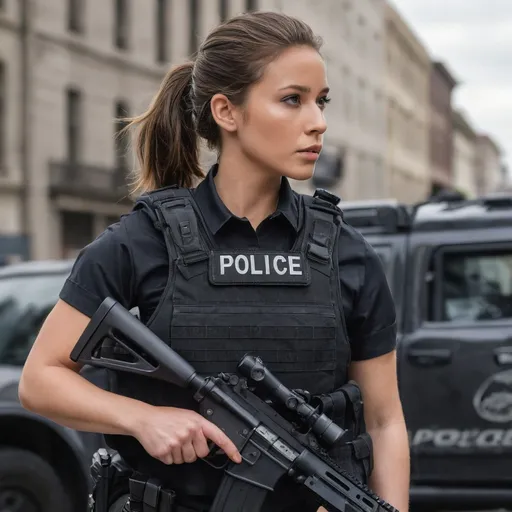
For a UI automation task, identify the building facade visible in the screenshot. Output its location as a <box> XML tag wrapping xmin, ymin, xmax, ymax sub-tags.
<box><xmin>452</xmin><ymin>109</ymin><xmax>478</xmax><ymax>198</ymax></box>
<box><xmin>0</xmin><ymin>0</ymin><xmax>426</xmax><ymax>262</ymax></box>
<box><xmin>383</xmin><ymin>1</ymin><xmax>431</xmax><ymax>204</ymax></box>
<box><xmin>429</xmin><ymin>61</ymin><xmax>457</xmax><ymax>196</ymax></box>
<box><xmin>0</xmin><ymin>0</ymin><xmax>256</xmax><ymax>261</ymax></box>
<box><xmin>284</xmin><ymin>0</ymin><xmax>388</xmax><ymax>202</ymax></box>
<box><xmin>475</xmin><ymin>134</ymin><xmax>503</xmax><ymax>196</ymax></box>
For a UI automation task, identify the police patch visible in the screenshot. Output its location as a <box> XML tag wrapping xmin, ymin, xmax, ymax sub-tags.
<box><xmin>209</xmin><ymin>251</ymin><xmax>311</xmax><ymax>286</ymax></box>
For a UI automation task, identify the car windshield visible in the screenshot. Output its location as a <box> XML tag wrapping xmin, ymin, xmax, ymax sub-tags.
<box><xmin>0</xmin><ymin>273</ymin><xmax>67</xmax><ymax>365</ymax></box>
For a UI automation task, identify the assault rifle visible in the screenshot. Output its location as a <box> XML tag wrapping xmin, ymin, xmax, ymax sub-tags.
<box><xmin>71</xmin><ymin>297</ymin><xmax>398</xmax><ymax>512</ymax></box>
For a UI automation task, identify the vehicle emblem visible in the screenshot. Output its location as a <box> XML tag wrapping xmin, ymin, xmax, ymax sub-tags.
<box><xmin>473</xmin><ymin>369</ymin><xmax>512</xmax><ymax>423</ymax></box>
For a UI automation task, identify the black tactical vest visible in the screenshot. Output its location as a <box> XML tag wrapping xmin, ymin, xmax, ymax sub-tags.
<box><xmin>104</xmin><ymin>186</ymin><xmax>373</xmax><ymax>499</ymax></box>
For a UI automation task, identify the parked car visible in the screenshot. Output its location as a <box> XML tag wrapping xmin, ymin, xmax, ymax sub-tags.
<box><xmin>342</xmin><ymin>193</ymin><xmax>512</xmax><ymax>511</ymax></box>
<box><xmin>0</xmin><ymin>259</ymin><xmax>106</xmax><ymax>512</ymax></box>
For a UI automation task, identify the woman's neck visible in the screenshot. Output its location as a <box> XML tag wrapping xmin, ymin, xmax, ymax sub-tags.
<box><xmin>214</xmin><ymin>152</ymin><xmax>281</xmax><ymax>230</ymax></box>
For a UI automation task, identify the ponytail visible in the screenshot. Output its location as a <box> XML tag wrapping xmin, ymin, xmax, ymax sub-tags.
<box><xmin>125</xmin><ymin>62</ymin><xmax>204</xmax><ymax>195</ymax></box>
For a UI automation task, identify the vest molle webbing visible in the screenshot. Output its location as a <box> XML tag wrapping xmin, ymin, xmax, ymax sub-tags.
<box><xmin>105</xmin><ymin>186</ymin><xmax>373</xmax><ymax>487</ymax></box>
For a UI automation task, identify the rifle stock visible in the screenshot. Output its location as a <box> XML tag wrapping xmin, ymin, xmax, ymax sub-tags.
<box><xmin>71</xmin><ymin>298</ymin><xmax>399</xmax><ymax>512</ymax></box>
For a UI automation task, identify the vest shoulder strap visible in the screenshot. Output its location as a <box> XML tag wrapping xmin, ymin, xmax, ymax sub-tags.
<box><xmin>133</xmin><ymin>186</ymin><xmax>209</xmax><ymax>266</ymax></box>
<box><xmin>300</xmin><ymin>189</ymin><xmax>343</xmax><ymax>265</ymax></box>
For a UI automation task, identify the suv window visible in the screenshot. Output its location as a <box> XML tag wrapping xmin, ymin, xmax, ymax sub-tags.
<box><xmin>0</xmin><ymin>273</ymin><xmax>67</xmax><ymax>365</ymax></box>
<box><xmin>435</xmin><ymin>249</ymin><xmax>512</xmax><ymax>322</ymax></box>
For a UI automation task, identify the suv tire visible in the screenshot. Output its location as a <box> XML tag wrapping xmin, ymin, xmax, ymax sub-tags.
<box><xmin>0</xmin><ymin>448</ymin><xmax>72</xmax><ymax>512</ymax></box>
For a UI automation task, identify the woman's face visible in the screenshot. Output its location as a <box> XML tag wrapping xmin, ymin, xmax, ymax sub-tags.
<box><xmin>235</xmin><ymin>45</ymin><xmax>330</xmax><ymax>181</ymax></box>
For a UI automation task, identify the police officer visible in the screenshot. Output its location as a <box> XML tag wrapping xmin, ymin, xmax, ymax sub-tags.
<box><xmin>19</xmin><ymin>11</ymin><xmax>409</xmax><ymax>512</ymax></box>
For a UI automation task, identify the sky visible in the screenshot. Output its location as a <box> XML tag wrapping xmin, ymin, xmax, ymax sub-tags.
<box><xmin>389</xmin><ymin>0</ymin><xmax>511</xmax><ymax>173</ymax></box>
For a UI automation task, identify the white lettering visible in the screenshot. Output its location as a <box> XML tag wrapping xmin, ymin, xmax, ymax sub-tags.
<box><xmin>411</xmin><ymin>428</ymin><xmax>512</xmax><ymax>450</ymax></box>
<box><xmin>458</xmin><ymin>430</ymin><xmax>479</xmax><ymax>448</ymax></box>
<box><xmin>503</xmin><ymin>430</ymin><xmax>512</xmax><ymax>447</ymax></box>
<box><xmin>235</xmin><ymin>255</ymin><xmax>249</xmax><ymax>274</ymax></box>
<box><xmin>249</xmin><ymin>255</ymin><xmax>263</xmax><ymax>275</ymax></box>
<box><xmin>273</xmin><ymin>255</ymin><xmax>287</xmax><ymax>275</ymax></box>
<box><xmin>434</xmin><ymin>429</ymin><xmax>460</xmax><ymax>448</ymax></box>
<box><xmin>411</xmin><ymin>429</ymin><xmax>434</xmax><ymax>446</ymax></box>
<box><xmin>220</xmin><ymin>255</ymin><xmax>234</xmax><ymax>275</ymax></box>
<box><xmin>476</xmin><ymin>429</ymin><xmax>503</xmax><ymax>448</ymax></box>
<box><xmin>264</xmin><ymin>255</ymin><xmax>270</xmax><ymax>275</ymax></box>
<box><xmin>288</xmin><ymin>255</ymin><xmax>302</xmax><ymax>275</ymax></box>
<box><xmin>217</xmin><ymin>253</ymin><xmax>306</xmax><ymax>278</ymax></box>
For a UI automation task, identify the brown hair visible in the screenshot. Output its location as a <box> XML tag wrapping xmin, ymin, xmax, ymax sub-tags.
<box><xmin>124</xmin><ymin>11</ymin><xmax>323</xmax><ymax>195</ymax></box>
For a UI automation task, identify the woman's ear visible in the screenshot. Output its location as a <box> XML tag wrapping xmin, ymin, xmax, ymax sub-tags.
<box><xmin>210</xmin><ymin>93</ymin><xmax>238</xmax><ymax>133</ymax></box>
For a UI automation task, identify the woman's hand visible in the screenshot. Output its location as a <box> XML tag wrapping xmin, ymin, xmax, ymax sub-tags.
<box><xmin>132</xmin><ymin>405</ymin><xmax>243</xmax><ymax>465</ymax></box>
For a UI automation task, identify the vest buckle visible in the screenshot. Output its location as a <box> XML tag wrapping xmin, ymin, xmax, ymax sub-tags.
<box><xmin>313</xmin><ymin>188</ymin><xmax>341</xmax><ymax>206</ymax></box>
<box><xmin>182</xmin><ymin>250</ymin><xmax>209</xmax><ymax>265</ymax></box>
<box><xmin>307</xmin><ymin>242</ymin><xmax>329</xmax><ymax>263</ymax></box>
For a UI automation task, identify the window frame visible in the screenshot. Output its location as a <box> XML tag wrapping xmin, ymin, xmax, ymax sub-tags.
<box><xmin>68</xmin><ymin>0</ymin><xmax>84</xmax><ymax>34</ymax></box>
<box><xmin>219</xmin><ymin>0</ymin><xmax>229</xmax><ymax>21</ymax></box>
<box><xmin>115</xmin><ymin>0</ymin><xmax>129</xmax><ymax>51</ymax></box>
<box><xmin>431</xmin><ymin>241</ymin><xmax>512</xmax><ymax>325</ymax></box>
<box><xmin>156</xmin><ymin>0</ymin><xmax>168</xmax><ymax>63</ymax></box>
<box><xmin>66</xmin><ymin>87</ymin><xmax>82</xmax><ymax>164</ymax></box>
<box><xmin>189</xmin><ymin>0</ymin><xmax>199</xmax><ymax>56</ymax></box>
<box><xmin>114</xmin><ymin>99</ymin><xmax>130</xmax><ymax>172</ymax></box>
<box><xmin>245</xmin><ymin>0</ymin><xmax>257</xmax><ymax>11</ymax></box>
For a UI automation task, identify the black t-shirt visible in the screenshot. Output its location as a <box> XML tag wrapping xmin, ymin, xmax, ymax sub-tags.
<box><xmin>61</xmin><ymin>168</ymin><xmax>397</xmax><ymax>363</ymax></box>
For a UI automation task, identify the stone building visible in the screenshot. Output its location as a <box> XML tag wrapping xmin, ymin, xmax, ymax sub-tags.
<box><xmin>429</xmin><ymin>61</ymin><xmax>458</xmax><ymax>196</ymax></box>
<box><xmin>1</xmin><ymin>0</ymin><xmax>394</xmax><ymax>261</ymax></box>
<box><xmin>452</xmin><ymin>109</ymin><xmax>478</xmax><ymax>198</ymax></box>
<box><xmin>383</xmin><ymin>1</ymin><xmax>431</xmax><ymax>204</ymax></box>
<box><xmin>286</xmin><ymin>0</ymin><xmax>388</xmax><ymax>202</ymax></box>
<box><xmin>475</xmin><ymin>134</ymin><xmax>503</xmax><ymax>196</ymax></box>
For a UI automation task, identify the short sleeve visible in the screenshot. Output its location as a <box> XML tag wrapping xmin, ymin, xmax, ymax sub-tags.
<box><xmin>347</xmin><ymin>240</ymin><xmax>397</xmax><ymax>361</ymax></box>
<box><xmin>59</xmin><ymin>218</ymin><xmax>135</xmax><ymax>317</ymax></box>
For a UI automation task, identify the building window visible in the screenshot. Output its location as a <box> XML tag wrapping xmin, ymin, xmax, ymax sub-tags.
<box><xmin>245</xmin><ymin>0</ymin><xmax>257</xmax><ymax>11</ymax></box>
<box><xmin>68</xmin><ymin>0</ymin><xmax>83</xmax><ymax>33</ymax></box>
<box><xmin>66</xmin><ymin>88</ymin><xmax>82</xmax><ymax>164</ymax></box>
<box><xmin>189</xmin><ymin>0</ymin><xmax>199</xmax><ymax>56</ymax></box>
<box><xmin>156</xmin><ymin>0</ymin><xmax>167</xmax><ymax>62</ymax></box>
<box><xmin>61</xmin><ymin>211</ymin><xmax>94</xmax><ymax>259</ymax></box>
<box><xmin>0</xmin><ymin>61</ymin><xmax>5</xmax><ymax>172</ymax></box>
<box><xmin>219</xmin><ymin>0</ymin><xmax>229</xmax><ymax>21</ymax></box>
<box><xmin>114</xmin><ymin>101</ymin><xmax>130</xmax><ymax>172</ymax></box>
<box><xmin>115</xmin><ymin>0</ymin><xmax>129</xmax><ymax>50</ymax></box>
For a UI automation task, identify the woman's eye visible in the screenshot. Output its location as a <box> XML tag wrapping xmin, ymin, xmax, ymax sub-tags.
<box><xmin>283</xmin><ymin>95</ymin><xmax>301</xmax><ymax>106</ymax></box>
<box><xmin>318</xmin><ymin>96</ymin><xmax>331</xmax><ymax>108</ymax></box>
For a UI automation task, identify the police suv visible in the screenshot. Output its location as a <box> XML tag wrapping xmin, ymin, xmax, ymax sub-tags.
<box><xmin>341</xmin><ymin>192</ymin><xmax>512</xmax><ymax>511</ymax></box>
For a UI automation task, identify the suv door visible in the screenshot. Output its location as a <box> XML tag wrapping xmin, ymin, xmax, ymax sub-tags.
<box><xmin>400</xmin><ymin>229</ymin><xmax>512</xmax><ymax>487</ymax></box>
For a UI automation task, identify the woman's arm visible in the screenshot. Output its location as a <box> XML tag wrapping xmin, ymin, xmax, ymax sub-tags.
<box><xmin>349</xmin><ymin>350</ymin><xmax>410</xmax><ymax>511</ymax></box>
<box><xmin>19</xmin><ymin>299</ymin><xmax>241</xmax><ymax>465</ymax></box>
<box><xmin>19</xmin><ymin>299</ymin><xmax>152</xmax><ymax>435</ymax></box>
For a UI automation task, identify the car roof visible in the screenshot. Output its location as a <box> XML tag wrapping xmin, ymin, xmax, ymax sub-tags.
<box><xmin>413</xmin><ymin>195</ymin><xmax>512</xmax><ymax>231</ymax></box>
<box><xmin>340</xmin><ymin>194</ymin><xmax>512</xmax><ymax>234</ymax></box>
<box><xmin>0</xmin><ymin>259</ymin><xmax>75</xmax><ymax>278</ymax></box>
